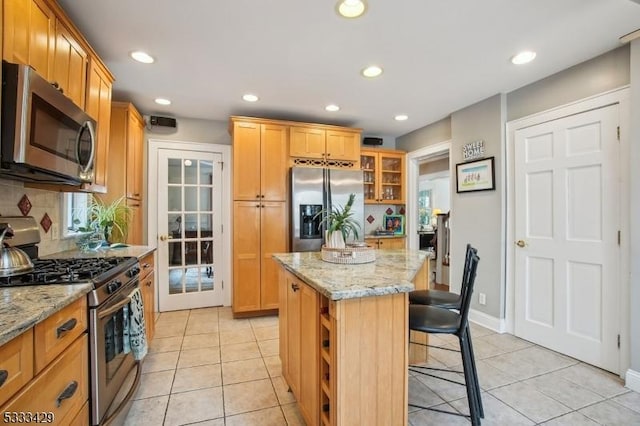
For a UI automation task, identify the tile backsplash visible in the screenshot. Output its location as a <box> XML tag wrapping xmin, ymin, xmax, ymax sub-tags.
<box><xmin>363</xmin><ymin>204</ymin><xmax>404</xmax><ymax>236</ymax></box>
<box><xmin>0</xmin><ymin>178</ymin><xmax>76</xmax><ymax>256</ymax></box>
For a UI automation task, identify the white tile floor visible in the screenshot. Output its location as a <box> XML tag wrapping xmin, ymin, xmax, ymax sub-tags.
<box><xmin>125</xmin><ymin>307</ymin><xmax>640</xmax><ymax>425</ymax></box>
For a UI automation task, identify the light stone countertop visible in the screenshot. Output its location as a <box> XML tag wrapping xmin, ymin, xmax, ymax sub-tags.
<box><xmin>0</xmin><ymin>283</ymin><xmax>93</xmax><ymax>346</ymax></box>
<box><xmin>0</xmin><ymin>246</ymin><xmax>155</xmax><ymax>346</ymax></box>
<box><xmin>272</xmin><ymin>249</ymin><xmax>427</xmax><ymax>301</ymax></box>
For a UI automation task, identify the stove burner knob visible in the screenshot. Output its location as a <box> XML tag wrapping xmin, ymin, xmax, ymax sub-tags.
<box><xmin>127</xmin><ymin>267</ymin><xmax>140</xmax><ymax>278</ymax></box>
<box><xmin>106</xmin><ymin>282</ymin><xmax>118</xmax><ymax>294</ymax></box>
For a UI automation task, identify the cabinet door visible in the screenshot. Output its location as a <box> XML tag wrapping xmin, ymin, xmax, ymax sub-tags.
<box><xmin>232</xmin><ymin>201</ymin><xmax>262</xmax><ymax>312</ymax></box>
<box><xmin>380</xmin><ymin>238</ymin><xmax>405</xmax><ymax>249</ymax></box>
<box><xmin>298</xmin><ymin>282</ymin><xmax>319</xmax><ymax>424</ymax></box>
<box><xmin>233</xmin><ymin>122</ymin><xmax>261</xmax><ymax>200</ymax></box>
<box><xmin>326</xmin><ymin>130</ymin><xmax>360</xmax><ymax>163</ymax></box>
<box><xmin>290</xmin><ymin>127</ymin><xmax>325</xmax><ymax>159</ymax></box>
<box><xmin>126</xmin><ymin>198</ymin><xmax>142</xmax><ymax>245</ymax></box>
<box><xmin>286</xmin><ymin>274</ymin><xmax>301</xmax><ymax>398</ymax></box>
<box><xmin>278</xmin><ymin>269</ymin><xmax>289</xmax><ymax>383</ymax></box>
<box><xmin>142</xmin><ymin>270</ymin><xmax>155</xmax><ymax>342</ymax></box>
<box><xmin>53</xmin><ymin>20</ymin><xmax>87</xmax><ymax>109</ymax></box>
<box><xmin>126</xmin><ymin>109</ymin><xmax>144</xmax><ymax>200</ymax></box>
<box><xmin>85</xmin><ymin>59</ymin><xmax>112</xmax><ymax>192</ymax></box>
<box><xmin>261</xmin><ymin>124</ymin><xmax>289</xmax><ymax>201</ymax></box>
<box><xmin>3</xmin><ymin>0</ymin><xmax>31</xmax><ymax>66</ymax></box>
<box><xmin>260</xmin><ymin>202</ymin><xmax>288</xmax><ymax>310</ymax></box>
<box><xmin>361</xmin><ymin>152</ymin><xmax>377</xmax><ymax>203</ymax></box>
<box><xmin>28</xmin><ymin>0</ymin><xmax>55</xmax><ymax>80</ymax></box>
<box><xmin>379</xmin><ymin>152</ymin><xmax>405</xmax><ymax>204</ymax></box>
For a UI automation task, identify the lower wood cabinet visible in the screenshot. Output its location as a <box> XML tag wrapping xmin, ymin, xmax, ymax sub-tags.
<box><xmin>139</xmin><ymin>252</ymin><xmax>156</xmax><ymax>343</ymax></box>
<box><xmin>0</xmin><ymin>298</ymin><xmax>89</xmax><ymax>425</ymax></box>
<box><xmin>365</xmin><ymin>236</ymin><xmax>406</xmax><ymax>249</ymax></box>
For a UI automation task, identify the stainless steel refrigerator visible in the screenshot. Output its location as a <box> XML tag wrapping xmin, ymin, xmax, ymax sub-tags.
<box><xmin>291</xmin><ymin>167</ymin><xmax>364</xmax><ymax>252</ymax></box>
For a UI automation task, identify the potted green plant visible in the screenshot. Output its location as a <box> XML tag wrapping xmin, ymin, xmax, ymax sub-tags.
<box><xmin>86</xmin><ymin>195</ymin><xmax>132</xmax><ymax>244</ymax></box>
<box><xmin>315</xmin><ymin>193</ymin><xmax>361</xmax><ymax>249</ymax></box>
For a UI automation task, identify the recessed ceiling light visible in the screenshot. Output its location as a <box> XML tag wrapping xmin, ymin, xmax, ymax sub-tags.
<box><xmin>361</xmin><ymin>65</ymin><xmax>383</xmax><ymax>78</ymax></box>
<box><xmin>336</xmin><ymin>0</ymin><xmax>366</xmax><ymax>18</ymax></box>
<box><xmin>325</xmin><ymin>104</ymin><xmax>340</xmax><ymax>112</ymax></box>
<box><xmin>394</xmin><ymin>114</ymin><xmax>408</xmax><ymax>121</ymax></box>
<box><xmin>130</xmin><ymin>51</ymin><xmax>155</xmax><ymax>64</ymax></box>
<box><xmin>242</xmin><ymin>94</ymin><xmax>259</xmax><ymax>102</ymax></box>
<box><xmin>511</xmin><ymin>51</ymin><xmax>536</xmax><ymax>65</ymax></box>
<box><xmin>155</xmin><ymin>98</ymin><xmax>171</xmax><ymax>105</ymax></box>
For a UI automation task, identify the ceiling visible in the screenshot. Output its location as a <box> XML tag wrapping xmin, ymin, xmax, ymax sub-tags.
<box><xmin>57</xmin><ymin>0</ymin><xmax>640</xmax><ymax>138</ymax></box>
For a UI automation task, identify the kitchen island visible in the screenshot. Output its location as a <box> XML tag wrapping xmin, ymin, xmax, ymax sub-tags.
<box><xmin>273</xmin><ymin>249</ymin><xmax>428</xmax><ymax>426</ymax></box>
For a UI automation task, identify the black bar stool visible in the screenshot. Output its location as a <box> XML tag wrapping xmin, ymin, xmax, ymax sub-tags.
<box><xmin>408</xmin><ymin>251</ymin><xmax>482</xmax><ymax>425</ymax></box>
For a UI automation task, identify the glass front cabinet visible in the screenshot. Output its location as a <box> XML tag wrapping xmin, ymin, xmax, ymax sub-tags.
<box><xmin>361</xmin><ymin>149</ymin><xmax>406</xmax><ymax>204</ymax></box>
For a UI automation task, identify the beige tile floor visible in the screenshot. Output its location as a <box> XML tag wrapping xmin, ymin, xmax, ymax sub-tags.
<box><xmin>125</xmin><ymin>307</ymin><xmax>640</xmax><ymax>425</ymax></box>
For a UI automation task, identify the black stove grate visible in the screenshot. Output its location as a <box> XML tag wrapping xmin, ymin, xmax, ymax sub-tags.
<box><xmin>0</xmin><ymin>256</ymin><xmax>136</xmax><ymax>287</ymax></box>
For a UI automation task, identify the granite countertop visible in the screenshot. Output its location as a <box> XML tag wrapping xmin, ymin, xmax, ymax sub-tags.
<box><xmin>0</xmin><ymin>283</ymin><xmax>93</xmax><ymax>346</ymax></box>
<box><xmin>0</xmin><ymin>245</ymin><xmax>155</xmax><ymax>347</ymax></box>
<box><xmin>41</xmin><ymin>245</ymin><xmax>156</xmax><ymax>260</ymax></box>
<box><xmin>272</xmin><ymin>249</ymin><xmax>427</xmax><ymax>301</ymax></box>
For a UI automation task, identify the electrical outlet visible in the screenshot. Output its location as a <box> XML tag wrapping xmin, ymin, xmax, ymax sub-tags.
<box><xmin>479</xmin><ymin>293</ymin><xmax>486</xmax><ymax>305</ymax></box>
<box><xmin>51</xmin><ymin>223</ymin><xmax>59</xmax><ymax>240</ymax></box>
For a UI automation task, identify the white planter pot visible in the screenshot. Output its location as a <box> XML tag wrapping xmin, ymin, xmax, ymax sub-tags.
<box><xmin>325</xmin><ymin>230</ymin><xmax>346</xmax><ymax>249</ymax></box>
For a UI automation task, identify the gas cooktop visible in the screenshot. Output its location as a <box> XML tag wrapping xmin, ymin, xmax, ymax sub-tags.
<box><xmin>0</xmin><ymin>256</ymin><xmax>137</xmax><ymax>287</ymax></box>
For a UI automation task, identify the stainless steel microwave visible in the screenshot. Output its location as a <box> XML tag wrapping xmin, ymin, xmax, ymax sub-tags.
<box><xmin>1</xmin><ymin>61</ymin><xmax>96</xmax><ymax>185</ymax></box>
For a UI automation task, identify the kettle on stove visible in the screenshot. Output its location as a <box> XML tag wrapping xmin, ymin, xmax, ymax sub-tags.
<box><xmin>0</xmin><ymin>224</ymin><xmax>34</xmax><ymax>277</ymax></box>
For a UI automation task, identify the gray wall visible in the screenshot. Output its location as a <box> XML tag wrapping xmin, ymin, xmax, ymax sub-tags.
<box><xmin>419</xmin><ymin>158</ymin><xmax>449</xmax><ymax>175</ymax></box>
<box><xmin>449</xmin><ymin>95</ymin><xmax>505</xmax><ymax>318</ymax></box>
<box><xmin>629</xmin><ymin>38</ymin><xmax>640</xmax><ymax>374</ymax></box>
<box><xmin>507</xmin><ymin>46</ymin><xmax>629</xmax><ymax>121</ymax></box>
<box><xmin>396</xmin><ymin>117</ymin><xmax>451</xmax><ymax>152</ymax></box>
<box><xmin>144</xmin><ymin>117</ymin><xmax>230</xmax><ymax>145</ymax></box>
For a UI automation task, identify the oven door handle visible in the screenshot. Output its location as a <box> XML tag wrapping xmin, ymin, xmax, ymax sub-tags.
<box><xmin>98</xmin><ymin>296</ymin><xmax>132</xmax><ymax>319</ymax></box>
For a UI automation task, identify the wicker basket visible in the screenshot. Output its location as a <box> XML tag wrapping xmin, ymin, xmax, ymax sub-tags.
<box><xmin>320</xmin><ymin>244</ymin><xmax>376</xmax><ymax>264</ymax></box>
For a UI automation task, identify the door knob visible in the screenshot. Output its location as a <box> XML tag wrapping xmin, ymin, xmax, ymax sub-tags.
<box><xmin>515</xmin><ymin>240</ymin><xmax>526</xmax><ymax>247</ymax></box>
<box><xmin>160</xmin><ymin>235</ymin><xmax>173</xmax><ymax>241</ymax></box>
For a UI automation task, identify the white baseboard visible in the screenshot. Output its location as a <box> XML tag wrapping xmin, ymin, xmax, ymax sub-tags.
<box><xmin>626</xmin><ymin>369</ymin><xmax>640</xmax><ymax>392</ymax></box>
<box><xmin>469</xmin><ymin>309</ymin><xmax>507</xmax><ymax>333</ymax></box>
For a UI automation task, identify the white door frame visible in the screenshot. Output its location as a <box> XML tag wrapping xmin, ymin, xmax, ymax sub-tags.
<box><xmin>148</xmin><ymin>139</ymin><xmax>232</xmax><ymax>307</ymax></box>
<box><xmin>505</xmin><ymin>87</ymin><xmax>630</xmax><ymax>377</ymax></box>
<box><xmin>406</xmin><ymin>141</ymin><xmax>452</xmax><ymax>252</ymax></box>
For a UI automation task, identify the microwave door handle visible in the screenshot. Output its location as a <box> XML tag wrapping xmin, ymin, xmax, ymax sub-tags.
<box><xmin>76</xmin><ymin>121</ymin><xmax>96</xmax><ymax>173</ymax></box>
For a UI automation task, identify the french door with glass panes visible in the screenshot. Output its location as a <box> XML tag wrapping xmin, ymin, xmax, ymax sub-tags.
<box><xmin>157</xmin><ymin>149</ymin><xmax>224</xmax><ymax>311</ymax></box>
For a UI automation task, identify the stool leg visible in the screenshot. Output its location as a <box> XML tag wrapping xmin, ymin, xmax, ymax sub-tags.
<box><xmin>466</xmin><ymin>325</ymin><xmax>484</xmax><ymax>418</ymax></box>
<box><xmin>459</xmin><ymin>333</ymin><xmax>481</xmax><ymax>426</ymax></box>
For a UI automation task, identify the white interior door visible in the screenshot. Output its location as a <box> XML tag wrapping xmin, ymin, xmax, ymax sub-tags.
<box><xmin>514</xmin><ymin>104</ymin><xmax>620</xmax><ymax>373</ymax></box>
<box><xmin>157</xmin><ymin>149</ymin><xmax>225</xmax><ymax>311</ymax></box>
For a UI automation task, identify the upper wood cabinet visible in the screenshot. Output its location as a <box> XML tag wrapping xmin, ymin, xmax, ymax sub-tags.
<box><xmin>231</xmin><ymin>118</ymin><xmax>289</xmax><ymax>201</ymax></box>
<box><xmin>3</xmin><ymin>0</ymin><xmax>55</xmax><ymax>80</ymax></box>
<box><xmin>84</xmin><ymin>58</ymin><xmax>113</xmax><ymax>193</ymax></box>
<box><xmin>52</xmin><ymin>19</ymin><xmax>87</xmax><ymax>108</ymax></box>
<box><xmin>290</xmin><ymin>126</ymin><xmax>360</xmax><ymax>164</ymax></box>
<box><xmin>361</xmin><ymin>148</ymin><xmax>406</xmax><ymax>204</ymax></box>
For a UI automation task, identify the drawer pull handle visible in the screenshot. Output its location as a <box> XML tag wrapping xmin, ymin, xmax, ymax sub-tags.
<box><xmin>57</xmin><ymin>318</ymin><xmax>78</xmax><ymax>338</ymax></box>
<box><xmin>143</xmin><ymin>263</ymin><xmax>151</xmax><ymax>269</ymax></box>
<box><xmin>0</xmin><ymin>370</ymin><xmax>8</xmax><ymax>387</ymax></box>
<box><xmin>291</xmin><ymin>283</ymin><xmax>300</xmax><ymax>292</ymax></box>
<box><xmin>56</xmin><ymin>380</ymin><xmax>78</xmax><ymax>407</ymax></box>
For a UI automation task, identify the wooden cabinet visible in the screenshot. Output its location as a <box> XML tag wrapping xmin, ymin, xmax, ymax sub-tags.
<box><xmin>103</xmin><ymin>102</ymin><xmax>145</xmax><ymax>244</ymax></box>
<box><xmin>361</xmin><ymin>149</ymin><xmax>406</xmax><ymax>204</ymax></box>
<box><xmin>3</xmin><ymin>0</ymin><xmax>55</xmax><ymax>80</ymax></box>
<box><xmin>139</xmin><ymin>252</ymin><xmax>156</xmax><ymax>343</ymax></box>
<box><xmin>0</xmin><ymin>298</ymin><xmax>88</xmax><ymax>425</ymax></box>
<box><xmin>233</xmin><ymin>201</ymin><xmax>287</xmax><ymax>313</ymax></box>
<box><xmin>290</xmin><ymin>126</ymin><xmax>360</xmax><ymax>164</ymax></box>
<box><xmin>365</xmin><ymin>236</ymin><xmax>406</xmax><ymax>249</ymax></box>
<box><xmin>280</xmin><ymin>271</ymin><xmax>319</xmax><ymax>425</ymax></box>
<box><xmin>52</xmin><ymin>18</ymin><xmax>87</xmax><ymax>108</ymax></box>
<box><xmin>232</xmin><ymin>119</ymin><xmax>289</xmax><ymax>201</ymax></box>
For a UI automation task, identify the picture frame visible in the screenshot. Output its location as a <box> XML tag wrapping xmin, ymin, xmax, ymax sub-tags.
<box><xmin>456</xmin><ymin>157</ymin><xmax>495</xmax><ymax>193</ymax></box>
<box><xmin>383</xmin><ymin>214</ymin><xmax>404</xmax><ymax>235</ymax></box>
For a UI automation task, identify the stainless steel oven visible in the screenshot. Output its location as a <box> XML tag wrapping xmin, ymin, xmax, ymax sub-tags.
<box><xmin>89</xmin><ymin>262</ymin><xmax>142</xmax><ymax>426</ymax></box>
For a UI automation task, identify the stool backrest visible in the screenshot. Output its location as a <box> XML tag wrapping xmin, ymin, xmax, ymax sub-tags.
<box><xmin>455</xmin><ymin>244</ymin><xmax>478</xmax><ymax>308</ymax></box>
<box><xmin>458</xmin><ymin>251</ymin><xmax>480</xmax><ymax>331</ymax></box>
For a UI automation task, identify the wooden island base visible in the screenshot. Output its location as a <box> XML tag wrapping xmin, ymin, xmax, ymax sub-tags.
<box><xmin>277</xmin><ymin>253</ymin><xmax>428</xmax><ymax>426</ymax></box>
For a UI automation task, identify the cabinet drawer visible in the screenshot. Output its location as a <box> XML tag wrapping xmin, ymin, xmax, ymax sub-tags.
<box><xmin>1</xmin><ymin>334</ymin><xmax>88</xmax><ymax>425</ymax></box>
<box><xmin>0</xmin><ymin>329</ymin><xmax>34</xmax><ymax>407</ymax></box>
<box><xmin>34</xmin><ymin>298</ymin><xmax>87</xmax><ymax>373</ymax></box>
<box><xmin>68</xmin><ymin>400</ymin><xmax>89</xmax><ymax>426</ymax></box>
<box><xmin>139</xmin><ymin>252</ymin><xmax>155</xmax><ymax>280</ymax></box>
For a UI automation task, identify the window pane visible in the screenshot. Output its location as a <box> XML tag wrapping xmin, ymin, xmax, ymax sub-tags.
<box><xmin>185</xmin><ymin>241</ymin><xmax>198</xmax><ymax>265</ymax></box>
<box><xmin>169</xmin><ymin>269</ymin><xmax>183</xmax><ymax>294</ymax></box>
<box><xmin>168</xmin><ymin>187</ymin><xmax>181</xmax><ymax>211</ymax></box>
<box><xmin>185</xmin><ymin>187</ymin><xmax>197</xmax><ymax>211</ymax></box>
<box><xmin>200</xmin><ymin>240</ymin><xmax>213</xmax><ymax>264</ymax></box>
<box><xmin>201</xmin><ymin>267</ymin><xmax>214</xmax><ymax>291</ymax></box>
<box><xmin>169</xmin><ymin>242</ymin><xmax>182</xmax><ymax>267</ymax></box>
<box><xmin>200</xmin><ymin>161</ymin><xmax>213</xmax><ymax>185</ymax></box>
<box><xmin>200</xmin><ymin>188</ymin><xmax>212</xmax><ymax>211</ymax></box>
<box><xmin>169</xmin><ymin>214</ymin><xmax>182</xmax><ymax>238</ymax></box>
<box><xmin>185</xmin><ymin>159</ymin><xmax>197</xmax><ymax>184</ymax></box>
<box><xmin>168</xmin><ymin>159</ymin><xmax>182</xmax><ymax>184</ymax></box>
<box><xmin>200</xmin><ymin>214</ymin><xmax>213</xmax><ymax>236</ymax></box>
<box><xmin>184</xmin><ymin>214</ymin><xmax>197</xmax><ymax>237</ymax></box>
<box><xmin>185</xmin><ymin>267</ymin><xmax>199</xmax><ymax>292</ymax></box>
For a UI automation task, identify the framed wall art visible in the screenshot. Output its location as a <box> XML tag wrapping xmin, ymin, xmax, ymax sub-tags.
<box><xmin>456</xmin><ymin>157</ymin><xmax>495</xmax><ymax>193</ymax></box>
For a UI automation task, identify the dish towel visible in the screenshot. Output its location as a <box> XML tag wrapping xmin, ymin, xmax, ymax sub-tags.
<box><xmin>128</xmin><ymin>287</ymin><xmax>148</xmax><ymax>361</ymax></box>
